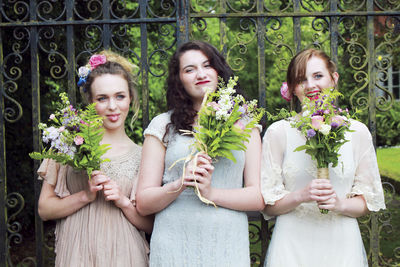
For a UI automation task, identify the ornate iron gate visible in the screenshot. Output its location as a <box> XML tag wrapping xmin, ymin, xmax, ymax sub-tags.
<box><xmin>1</xmin><ymin>1</ymin><xmax>399</xmax><ymax>266</ymax></box>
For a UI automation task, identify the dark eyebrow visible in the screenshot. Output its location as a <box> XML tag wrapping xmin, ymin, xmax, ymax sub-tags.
<box><xmin>182</xmin><ymin>59</ymin><xmax>210</xmax><ymax>70</ymax></box>
<box><xmin>182</xmin><ymin>64</ymin><xmax>194</xmax><ymax>70</ymax></box>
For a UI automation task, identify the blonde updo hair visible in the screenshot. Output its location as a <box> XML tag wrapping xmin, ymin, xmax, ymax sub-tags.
<box><xmin>79</xmin><ymin>50</ymin><xmax>140</xmax><ymax>126</ymax></box>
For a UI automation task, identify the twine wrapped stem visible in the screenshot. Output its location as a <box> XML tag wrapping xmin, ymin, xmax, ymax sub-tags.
<box><xmin>317</xmin><ymin>167</ymin><xmax>329</xmax><ymax>214</ymax></box>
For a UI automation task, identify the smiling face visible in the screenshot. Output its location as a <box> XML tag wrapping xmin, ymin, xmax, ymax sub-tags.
<box><xmin>294</xmin><ymin>56</ymin><xmax>339</xmax><ymax>103</ymax></box>
<box><xmin>179</xmin><ymin>49</ymin><xmax>218</xmax><ymax>110</ymax></box>
<box><xmin>90</xmin><ymin>73</ymin><xmax>131</xmax><ymax>132</ymax></box>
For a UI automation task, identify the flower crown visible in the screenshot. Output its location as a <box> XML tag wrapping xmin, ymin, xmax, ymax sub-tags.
<box><xmin>77</xmin><ymin>54</ymin><xmax>107</xmax><ymax>88</ymax></box>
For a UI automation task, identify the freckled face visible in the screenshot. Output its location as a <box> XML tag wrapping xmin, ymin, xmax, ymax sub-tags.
<box><xmin>179</xmin><ymin>50</ymin><xmax>218</xmax><ymax>109</ymax></box>
<box><xmin>294</xmin><ymin>56</ymin><xmax>339</xmax><ymax>103</ymax></box>
<box><xmin>91</xmin><ymin>74</ymin><xmax>131</xmax><ymax>132</ymax></box>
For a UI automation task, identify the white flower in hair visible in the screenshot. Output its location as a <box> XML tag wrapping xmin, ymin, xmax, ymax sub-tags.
<box><xmin>78</xmin><ymin>66</ymin><xmax>90</xmax><ymax>78</ymax></box>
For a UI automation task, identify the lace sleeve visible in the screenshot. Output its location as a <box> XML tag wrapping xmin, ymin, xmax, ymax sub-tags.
<box><xmin>143</xmin><ymin>112</ymin><xmax>171</xmax><ymax>147</ymax></box>
<box><xmin>260</xmin><ymin>120</ymin><xmax>290</xmax><ymax>220</ymax></box>
<box><xmin>347</xmin><ymin>121</ymin><xmax>386</xmax><ymax>211</ymax></box>
<box><xmin>37</xmin><ymin>159</ymin><xmax>71</xmax><ymax>198</ymax></box>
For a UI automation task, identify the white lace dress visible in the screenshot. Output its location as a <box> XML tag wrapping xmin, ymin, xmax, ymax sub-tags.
<box><xmin>145</xmin><ymin>112</ymin><xmax>251</xmax><ymax>267</ymax></box>
<box><xmin>261</xmin><ymin>119</ymin><xmax>386</xmax><ymax>267</ymax></box>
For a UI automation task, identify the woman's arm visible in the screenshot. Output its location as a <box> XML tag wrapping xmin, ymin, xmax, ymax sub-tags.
<box><xmin>263</xmin><ymin>178</ymin><xmax>335</xmax><ymax>216</ymax></box>
<box><xmin>136</xmin><ymin>135</ymin><xmax>186</xmax><ymax>216</ymax></box>
<box><xmin>318</xmin><ymin>194</ymin><xmax>368</xmax><ymax>217</ymax></box>
<box><xmin>102</xmin><ymin>179</ymin><xmax>154</xmax><ymax>233</ymax></box>
<box><xmin>187</xmin><ymin>128</ymin><xmax>265</xmax><ymax>211</ymax></box>
<box><xmin>261</xmin><ymin>122</ymin><xmax>335</xmax><ymax>217</ymax></box>
<box><xmin>38</xmin><ymin>172</ymin><xmax>108</xmax><ymax>221</ymax></box>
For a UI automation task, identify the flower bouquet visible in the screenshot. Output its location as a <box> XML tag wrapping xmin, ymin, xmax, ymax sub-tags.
<box><xmin>291</xmin><ymin>88</ymin><xmax>353</xmax><ymax>213</ymax></box>
<box><xmin>29</xmin><ymin>92</ymin><xmax>110</xmax><ymax>178</ymax></box>
<box><xmin>171</xmin><ymin>76</ymin><xmax>265</xmax><ymax>206</ymax></box>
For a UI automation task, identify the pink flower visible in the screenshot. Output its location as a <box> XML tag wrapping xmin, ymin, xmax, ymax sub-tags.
<box><xmin>49</xmin><ymin>114</ymin><xmax>55</xmax><ymax>120</ymax></box>
<box><xmin>74</xmin><ymin>135</ymin><xmax>84</xmax><ymax>145</ymax></box>
<box><xmin>233</xmin><ymin>120</ymin><xmax>246</xmax><ymax>133</ymax></box>
<box><xmin>330</xmin><ymin>115</ymin><xmax>345</xmax><ymax>127</ymax></box>
<box><xmin>89</xmin><ymin>54</ymin><xmax>107</xmax><ymax>69</ymax></box>
<box><xmin>58</xmin><ymin>126</ymin><xmax>65</xmax><ymax>132</ymax></box>
<box><xmin>207</xmin><ymin>102</ymin><xmax>220</xmax><ymax>111</ymax></box>
<box><xmin>280</xmin><ymin>82</ymin><xmax>291</xmax><ymax>102</ymax></box>
<box><xmin>311</xmin><ymin>115</ymin><xmax>324</xmax><ymax>130</ymax></box>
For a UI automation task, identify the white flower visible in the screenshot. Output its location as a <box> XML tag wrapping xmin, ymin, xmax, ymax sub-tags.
<box><xmin>302</xmin><ymin>110</ymin><xmax>311</xmax><ymax>117</ymax></box>
<box><xmin>78</xmin><ymin>66</ymin><xmax>90</xmax><ymax>78</ymax></box>
<box><xmin>319</xmin><ymin>124</ymin><xmax>331</xmax><ymax>135</ymax></box>
<box><xmin>46</xmin><ymin>126</ymin><xmax>60</xmax><ymax>140</ymax></box>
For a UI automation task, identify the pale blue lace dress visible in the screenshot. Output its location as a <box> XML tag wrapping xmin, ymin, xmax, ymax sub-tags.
<box><xmin>144</xmin><ymin>112</ymin><xmax>250</xmax><ymax>267</ymax></box>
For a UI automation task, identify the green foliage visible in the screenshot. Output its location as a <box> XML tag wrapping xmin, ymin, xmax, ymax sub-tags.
<box><xmin>376</xmin><ymin>101</ymin><xmax>400</xmax><ymax>146</ymax></box>
<box><xmin>29</xmin><ymin>93</ymin><xmax>110</xmax><ymax>178</ymax></box>
<box><xmin>192</xmin><ymin>77</ymin><xmax>265</xmax><ymax>162</ymax></box>
<box><xmin>285</xmin><ymin>89</ymin><xmax>353</xmax><ymax>168</ymax></box>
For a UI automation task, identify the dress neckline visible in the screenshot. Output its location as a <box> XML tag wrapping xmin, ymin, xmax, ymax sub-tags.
<box><xmin>105</xmin><ymin>143</ymin><xmax>141</xmax><ymax>162</ymax></box>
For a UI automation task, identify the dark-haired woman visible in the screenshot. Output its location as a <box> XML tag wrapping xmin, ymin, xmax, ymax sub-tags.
<box><xmin>136</xmin><ymin>41</ymin><xmax>264</xmax><ymax>266</ymax></box>
<box><xmin>37</xmin><ymin>51</ymin><xmax>152</xmax><ymax>267</ymax></box>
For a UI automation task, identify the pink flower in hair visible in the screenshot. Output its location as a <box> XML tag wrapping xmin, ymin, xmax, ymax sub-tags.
<box><xmin>89</xmin><ymin>54</ymin><xmax>107</xmax><ymax>69</ymax></box>
<box><xmin>280</xmin><ymin>82</ymin><xmax>292</xmax><ymax>102</ymax></box>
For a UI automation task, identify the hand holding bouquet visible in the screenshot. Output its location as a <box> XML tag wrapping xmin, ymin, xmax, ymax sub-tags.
<box><xmin>30</xmin><ymin>92</ymin><xmax>110</xmax><ymax>178</ymax></box>
<box><xmin>172</xmin><ymin>76</ymin><xmax>265</xmax><ymax>206</ymax></box>
<box><xmin>291</xmin><ymin>88</ymin><xmax>353</xmax><ymax>213</ymax></box>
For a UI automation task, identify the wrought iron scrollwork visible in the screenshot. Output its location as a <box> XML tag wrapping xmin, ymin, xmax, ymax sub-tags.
<box><xmin>226</xmin><ymin>0</ymin><xmax>257</xmax><ymax>13</ymax></box>
<box><xmin>37</xmin><ymin>0</ymin><xmax>66</xmax><ymax>21</ymax></box>
<box><xmin>147</xmin><ymin>0</ymin><xmax>176</xmax><ymax>18</ymax></box>
<box><xmin>0</xmin><ymin>0</ymin><xmax>29</xmax><ymax>22</ymax></box>
<box><xmin>110</xmin><ymin>0</ymin><xmax>139</xmax><ymax>19</ymax></box>
<box><xmin>74</xmin><ymin>0</ymin><xmax>103</xmax><ymax>20</ymax></box>
<box><xmin>249</xmin><ymin>221</ymin><xmax>262</xmax><ymax>266</ymax></box>
<box><xmin>226</xmin><ymin>18</ymin><xmax>257</xmax><ymax>72</ymax></box>
<box><xmin>1</xmin><ymin>27</ymin><xmax>28</xmax><ymax>123</ymax></box>
<box><xmin>5</xmin><ymin>192</ymin><xmax>26</xmax><ymax>266</ymax></box>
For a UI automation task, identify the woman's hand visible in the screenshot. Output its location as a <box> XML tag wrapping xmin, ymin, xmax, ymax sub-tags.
<box><xmin>87</xmin><ymin>170</ymin><xmax>110</xmax><ymax>202</ymax></box>
<box><xmin>316</xmin><ymin>193</ymin><xmax>341</xmax><ymax>212</ymax></box>
<box><xmin>297</xmin><ymin>179</ymin><xmax>336</xmax><ymax>204</ymax></box>
<box><xmin>183</xmin><ymin>153</ymin><xmax>215</xmax><ymax>199</ymax></box>
<box><xmin>103</xmin><ymin>179</ymin><xmax>131</xmax><ymax>209</ymax></box>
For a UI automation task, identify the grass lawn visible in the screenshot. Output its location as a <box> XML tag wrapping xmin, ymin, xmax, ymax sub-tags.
<box><xmin>377</xmin><ymin>147</ymin><xmax>400</xmax><ymax>182</ymax></box>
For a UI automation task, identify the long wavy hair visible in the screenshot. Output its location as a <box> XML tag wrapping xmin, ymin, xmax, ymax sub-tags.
<box><xmin>286</xmin><ymin>49</ymin><xmax>337</xmax><ymax>112</ymax></box>
<box><xmin>165</xmin><ymin>41</ymin><xmax>242</xmax><ymax>139</ymax></box>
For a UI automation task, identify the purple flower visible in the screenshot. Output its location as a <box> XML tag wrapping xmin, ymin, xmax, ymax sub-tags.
<box><xmin>307</xmin><ymin>129</ymin><xmax>316</xmax><ymax>138</ymax></box>
<box><xmin>331</xmin><ymin>122</ymin><xmax>339</xmax><ymax>128</ymax></box>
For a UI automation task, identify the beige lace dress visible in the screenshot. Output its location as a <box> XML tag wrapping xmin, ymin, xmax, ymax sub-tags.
<box><xmin>37</xmin><ymin>144</ymin><xmax>149</xmax><ymax>267</ymax></box>
<box><xmin>261</xmin><ymin>119</ymin><xmax>386</xmax><ymax>267</ymax></box>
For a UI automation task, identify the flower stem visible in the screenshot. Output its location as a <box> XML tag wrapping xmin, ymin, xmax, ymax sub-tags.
<box><xmin>317</xmin><ymin>167</ymin><xmax>329</xmax><ymax>214</ymax></box>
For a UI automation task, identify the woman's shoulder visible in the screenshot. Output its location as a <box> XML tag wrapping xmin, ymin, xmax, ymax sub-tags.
<box><xmin>148</xmin><ymin>111</ymin><xmax>171</xmax><ymax>125</ymax></box>
<box><xmin>262</xmin><ymin>119</ymin><xmax>290</xmax><ymax>141</ymax></box>
<box><xmin>144</xmin><ymin>111</ymin><xmax>172</xmax><ymax>146</ymax></box>
<box><xmin>349</xmin><ymin>119</ymin><xmax>372</xmax><ymax>139</ymax></box>
<box><xmin>266</xmin><ymin>119</ymin><xmax>291</xmax><ymax>132</ymax></box>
